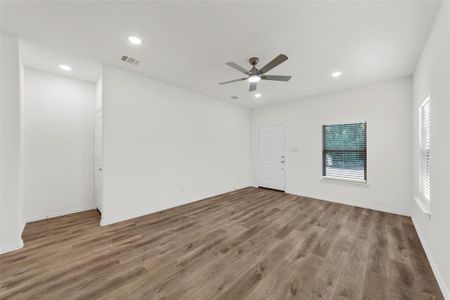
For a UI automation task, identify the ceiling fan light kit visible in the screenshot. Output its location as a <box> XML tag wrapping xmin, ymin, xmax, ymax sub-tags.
<box><xmin>248</xmin><ymin>75</ymin><xmax>260</xmax><ymax>83</ymax></box>
<box><xmin>219</xmin><ymin>54</ymin><xmax>292</xmax><ymax>92</ymax></box>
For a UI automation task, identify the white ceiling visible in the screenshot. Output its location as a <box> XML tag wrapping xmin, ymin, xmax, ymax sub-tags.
<box><xmin>20</xmin><ymin>41</ymin><xmax>101</xmax><ymax>82</ymax></box>
<box><xmin>0</xmin><ymin>1</ymin><xmax>440</xmax><ymax>108</ymax></box>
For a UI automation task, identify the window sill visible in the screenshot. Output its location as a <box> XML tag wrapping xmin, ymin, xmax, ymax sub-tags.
<box><xmin>414</xmin><ymin>196</ymin><xmax>431</xmax><ymax>216</ymax></box>
<box><xmin>321</xmin><ymin>176</ymin><xmax>368</xmax><ymax>185</ymax></box>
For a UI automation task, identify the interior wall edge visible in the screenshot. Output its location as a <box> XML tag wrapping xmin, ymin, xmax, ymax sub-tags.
<box><xmin>18</xmin><ymin>37</ymin><xmax>26</xmax><ymax>239</ymax></box>
<box><xmin>0</xmin><ymin>32</ymin><xmax>24</xmax><ymax>253</ymax></box>
<box><xmin>412</xmin><ymin>216</ymin><xmax>450</xmax><ymax>300</ymax></box>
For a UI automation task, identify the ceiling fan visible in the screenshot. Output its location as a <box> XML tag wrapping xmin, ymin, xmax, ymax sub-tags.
<box><xmin>219</xmin><ymin>54</ymin><xmax>291</xmax><ymax>92</ymax></box>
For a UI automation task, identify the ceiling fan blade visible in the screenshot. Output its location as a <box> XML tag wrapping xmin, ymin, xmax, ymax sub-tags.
<box><xmin>218</xmin><ymin>78</ymin><xmax>247</xmax><ymax>85</ymax></box>
<box><xmin>226</xmin><ymin>62</ymin><xmax>250</xmax><ymax>75</ymax></box>
<box><xmin>249</xmin><ymin>82</ymin><xmax>257</xmax><ymax>92</ymax></box>
<box><xmin>258</xmin><ymin>54</ymin><xmax>288</xmax><ymax>74</ymax></box>
<box><xmin>261</xmin><ymin>75</ymin><xmax>292</xmax><ymax>82</ymax></box>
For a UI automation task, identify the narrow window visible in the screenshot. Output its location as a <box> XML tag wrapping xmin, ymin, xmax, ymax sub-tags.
<box><xmin>322</xmin><ymin>122</ymin><xmax>367</xmax><ymax>182</ymax></box>
<box><xmin>420</xmin><ymin>98</ymin><xmax>431</xmax><ymax>200</ymax></box>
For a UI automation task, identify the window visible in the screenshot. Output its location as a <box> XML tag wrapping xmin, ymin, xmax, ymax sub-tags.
<box><xmin>420</xmin><ymin>98</ymin><xmax>430</xmax><ymax>200</ymax></box>
<box><xmin>322</xmin><ymin>122</ymin><xmax>367</xmax><ymax>182</ymax></box>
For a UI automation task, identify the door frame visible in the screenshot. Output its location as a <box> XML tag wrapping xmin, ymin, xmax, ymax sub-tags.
<box><xmin>94</xmin><ymin>107</ymin><xmax>103</xmax><ymax>213</ymax></box>
<box><xmin>257</xmin><ymin>124</ymin><xmax>286</xmax><ymax>191</ymax></box>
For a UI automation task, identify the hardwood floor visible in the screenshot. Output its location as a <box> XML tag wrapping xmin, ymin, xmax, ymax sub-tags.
<box><xmin>0</xmin><ymin>187</ymin><xmax>443</xmax><ymax>299</ymax></box>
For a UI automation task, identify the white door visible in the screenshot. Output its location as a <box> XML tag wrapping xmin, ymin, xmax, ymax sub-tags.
<box><xmin>258</xmin><ymin>125</ymin><xmax>285</xmax><ymax>191</ymax></box>
<box><xmin>95</xmin><ymin>109</ymin><xmax>103</xmax><ymax>213</ymax></box>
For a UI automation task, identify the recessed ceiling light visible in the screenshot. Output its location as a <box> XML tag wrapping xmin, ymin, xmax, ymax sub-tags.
<box><xmin>248</xmin><ymin>75</ymin><xmax>261</xmax><ymax>83</ymax></box>
<box><xmin>128</xmin><ymin>36</ymin><xmax>142</xmax><ymax>45</ymax></box>
<box><xmin>59</xmin><ymin>64</ymin><xmax>71</xmax><ymax>71</ymax></box>
<box><xmin>331</xmin><ymin>71</ymin><xmax>342</xmax><ymax>78</ymax></box>
<box><xmin>254</xmin><ymin>93</ymin><xmax>262</xmax><ymax>98</ymax></box>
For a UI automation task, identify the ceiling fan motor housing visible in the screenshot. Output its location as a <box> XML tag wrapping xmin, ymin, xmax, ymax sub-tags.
<box><xmin>249</xmin><ymin>57</ymin><xmax>259</xmax><ymax>66</ymax></box>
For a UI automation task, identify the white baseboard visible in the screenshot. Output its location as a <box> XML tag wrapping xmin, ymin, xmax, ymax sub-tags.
<box><xmin>412</xmin><ymin>216</ymin><xmax>450</xmax><ymax>300</ymax></box>
<box><xmin>0</xmin><ymin>239</ymin><xmax>24</xmax><ymax>254</ymax></box>
<box><xmin>100</xmin><ymin>193</ymin><xmax>224</xmax><ymax>226</ymax></box>
<box><xmin>26</xmin><ymin>205</ymin><xmax>95</xmax><ymax>223</ymax></box>
<box><xmin>100</xmin><ymin>187</ymin><xmax>247</xmax><ymax>226</ymax></box>
<box><xmin>285</xmin><ymin>190</ymin><xmax>411</xmax><ymax>216</ymax></box>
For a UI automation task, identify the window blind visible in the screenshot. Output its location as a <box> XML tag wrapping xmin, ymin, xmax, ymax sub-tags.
<box><xmin>421</xmin><ymin>99</ymin><xmax>430</xmax><ymax>200</ymax></box>
<box><xmin>322</xmin><ymin>122</ymin><xmax>367</xmax><ymax>181</ymax></box>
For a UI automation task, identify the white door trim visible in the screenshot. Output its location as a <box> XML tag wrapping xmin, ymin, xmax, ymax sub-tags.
<box><xmin>94</xmin><ymin>108</ymin><xmax>103</xmax><ymax>213</ymax></box>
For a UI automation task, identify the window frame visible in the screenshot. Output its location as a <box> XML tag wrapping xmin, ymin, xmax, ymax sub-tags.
<box><xmin>419</xmin><ymin>96</ymin><xmax>431</xmax><ymax>203</ymax></box>
<box><xmin>322</xmin><ymin>121</ymin><xmax>367</xmax><ymax>184</ymax></box>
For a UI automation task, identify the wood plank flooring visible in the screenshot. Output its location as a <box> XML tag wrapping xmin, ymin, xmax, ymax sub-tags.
<box><xmin>0</xmin><ymin>187</ymin><xmax>443</xmax><ymax>299</ymax></box>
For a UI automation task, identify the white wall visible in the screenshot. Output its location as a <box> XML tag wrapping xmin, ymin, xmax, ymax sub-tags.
<box><xmin>95</xmin><ymin>74</ymin><xmax>103</xmax><ymax>110</ymax></box>
<box><xmin>101</xmin><ymin>66</ymin><xmax>251</xmax><ymax>225</ymax></box>
<box><xmin>251</xmin><ymin>78</ymin><xmax>412</xmax><ymax>216</ymax></box>
<box><xmin>0</xmin><ymin>33</ymin><xmax>23</xmax><ymax>253</ymax></box>
<box><xmin>412</xmin><ymin>2</ymin><xmax>450</xmax><ymax>298</ymax></box>
<box><xmin>22</xmin><ymin>67</ymin><xmax>96</xmax><ymax>222</ymax></box>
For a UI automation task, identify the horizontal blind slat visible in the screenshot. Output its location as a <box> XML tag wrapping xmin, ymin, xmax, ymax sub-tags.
<box><xmin>323</xmin><ymin>122</ymin><xmax>367</xmax><ymax>181</ymax></box>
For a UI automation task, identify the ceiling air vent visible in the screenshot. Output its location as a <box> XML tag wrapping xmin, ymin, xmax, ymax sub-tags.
<box><xmin>121</xmin><ymin>55</ymin><xmax>140</xmax><ymax>66</ymax></box>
